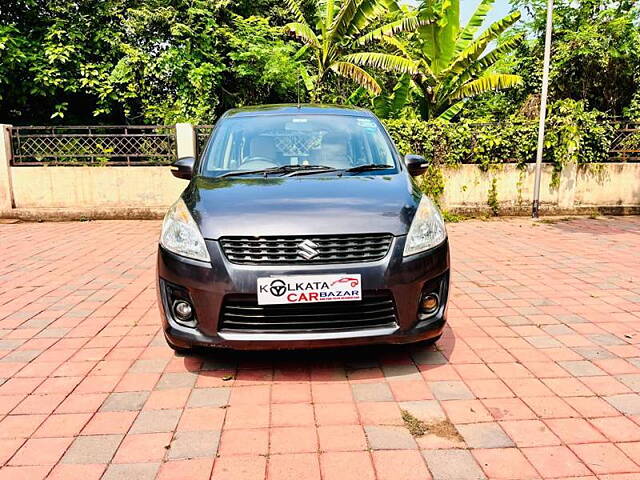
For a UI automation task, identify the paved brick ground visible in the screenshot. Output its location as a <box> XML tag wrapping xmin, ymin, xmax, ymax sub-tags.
<box><xmin>0</xmin><ymin>217</ymin><xmax>639</xmax><ymax>479</ymax></box>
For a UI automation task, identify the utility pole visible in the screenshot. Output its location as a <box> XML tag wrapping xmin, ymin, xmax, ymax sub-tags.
<box><xmin>532</xmin><ymin>0</ymin><xmax>554</xmax><ymax>218</ymax></box>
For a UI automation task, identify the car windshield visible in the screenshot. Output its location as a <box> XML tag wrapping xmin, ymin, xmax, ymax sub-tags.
<box><xmin>200</xmin><ymin>114</ymin><xmax>397</xmax><ymax>176</ymax></box>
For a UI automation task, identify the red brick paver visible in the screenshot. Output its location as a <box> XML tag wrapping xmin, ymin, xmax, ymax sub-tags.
<box><xmin>0</xmin><ymin>217</ymin><xmax>639</xmax><ymax>479</ymax></box>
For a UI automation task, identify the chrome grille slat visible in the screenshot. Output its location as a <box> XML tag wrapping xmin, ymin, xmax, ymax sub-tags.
<box><xmin>226</xmin><ymin>239</ymin><xmax>387</xmax><ymax>247</ymax></box>
<box><xmin>224</xmin><ymin>299</ymin><xmax>394</xmax><ymax>312</ymax></box>
<box><xmin>220</xmin><ymin>233</ymin><xmax>393</xmax><ymax>265</ymax></box>
<box><xmin>223</xmin><ymin>307</ymin><xmax>394</xmax><ymax>320</ymax></box>
<box><xmin>222</xmin><ymin>315</ymin><xmax>396</xmax><ymax>326</ymax></box>
<box><xmin>219</xmin><ymin>292</ymin><xmax>398</xmax><ymax>333</ymax></box>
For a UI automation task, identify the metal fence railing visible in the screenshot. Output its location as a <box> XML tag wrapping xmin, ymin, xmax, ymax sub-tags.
<box><xmin>10</xmin><ymin>125</ymin><xmax>177</xmax><ymax>166</ymax></box>
<box><xmin>8</xmin><ymin>121</ymin><xmax>640</xmax><ymax>166</ymax></box>
<box><xmin>609</xmin><ymin>122</ymin><xmax>640</xmax><ymax>162</ymax></box>
<box><xmin>194</xmin><ymin>121</ymin><xmax>640</xmax><ymax>164</ymax></box>
<box><xmin>195</xmin><ymin>125</ymin><xmax>215</xmax><ymax>158</ymax></box>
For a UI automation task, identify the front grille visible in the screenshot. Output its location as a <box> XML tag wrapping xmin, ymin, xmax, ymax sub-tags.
<box><xmin>220</xmin><ymin>234</ymin><xmax>393</xmax><ymax>265</ymax></box>
<box><xmin>219</xmin><ymin>292</ymin><xmax>398</xmax><ymax>333</ymax></box>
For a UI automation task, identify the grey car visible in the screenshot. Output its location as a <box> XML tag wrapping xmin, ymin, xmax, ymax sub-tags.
<box><xmin>157</xmin><ymin>104</ymin><xmax>450</xmax><ymax>352</ymax></box>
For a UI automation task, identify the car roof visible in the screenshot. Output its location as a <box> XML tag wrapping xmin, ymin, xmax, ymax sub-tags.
<box><xmin>221</xmin><ymin>104</ymin><xmax>374</xmax><ymax>118</ymax></box>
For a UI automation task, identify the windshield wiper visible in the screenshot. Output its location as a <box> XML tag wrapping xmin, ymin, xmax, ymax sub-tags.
<box><xmin>283</xmin><ymin>165</ymin><xmax>339</xmax><ymax>177</ymax></box>
<box><xmin>345</xmin><ymin>164</ymin><xmax>394</xmax><ymax>173</ymax></box>
<box><xmin>218</xmin><ymin>166</ymin><xmax>286</xmax><ymax>178</ymax></box>
<box><xmin>220</xmin><ymin>165</ymin><xmax>337</xmax><ymax>178</ymax></box>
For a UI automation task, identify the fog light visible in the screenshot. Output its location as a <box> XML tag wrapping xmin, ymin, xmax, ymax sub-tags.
<box><xmin>173</xmin><ymin>300</ymin><xmax>193</xmax><ymax>321</ymax></box>
<box><xmin>421</xmin><ymin>294</ymin><xmax>439</xmax><ymax>313</ymax></box>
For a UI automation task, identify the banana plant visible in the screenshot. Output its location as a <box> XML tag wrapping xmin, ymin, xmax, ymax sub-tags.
<box><xmin>348</xmin><ymin>73</ymin><xmax>413</xmax><ymax>118</ymax></box>
<box><xmin>373</xmin><ymin>73</ymin><xmax>412</xmax><ymax>118</ymax></box>
<box><xmin>389</xmin><ymin>0</ymin><xmax>524</xmax><ymax>120</ymax></box>
<box><xmin>283</xmin><ymin>0</ymin><xmax>433</xmax><ymax>102</ymax></box>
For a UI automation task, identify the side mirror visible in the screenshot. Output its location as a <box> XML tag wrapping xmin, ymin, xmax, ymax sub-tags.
<box><xmin>171</xmin><ymin>156</ymin><xmax>195</xmax><ymax>180</ymax></box>
<box><xmin>404</xmin><ymin>154</ymin><xmax>429</xmax><ymax>176</ymax></box>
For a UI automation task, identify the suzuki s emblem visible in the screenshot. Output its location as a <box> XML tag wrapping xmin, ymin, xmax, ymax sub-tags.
<box><xmin>297</xmin><ymin>239</ymin><xmax>319</xmax><ymax>260</ymax></box>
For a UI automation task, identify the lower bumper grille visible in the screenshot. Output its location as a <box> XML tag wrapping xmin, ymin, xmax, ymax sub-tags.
<box><xmin>219</xmin><ymin>292</ymin><xmax>398</xmax><ymax>333</ymax></box>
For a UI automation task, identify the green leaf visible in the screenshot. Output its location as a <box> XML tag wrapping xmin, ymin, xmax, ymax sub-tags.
<box><xmin>379</xmin><ymin>35</ymin><xmax>411</xmax><ymax>57</ymax></box>
<box><xmin>341</xmin><ymin>52</ymin><xmax>419</xmax><ymax>74</ymax></box>
<box><xmin>450</xmin><ymin>73</ymin><xmax>522</xmax><ymax>99</ymax></box>
<box><xmin>299</xmin><ymin>65</ymin><xmax>315</xmax><ymax>91</ymax></box>
<box><xmin>373</xmin><ymin>93</ymin><xmax>391</xmax><ymax>117</ymax></box>
<box><xmin>389</xmin><ymin>73</ymin><xmax>411</xmax><ymax>116</ymax></box>
<box><xmin>418</xmin><ymin>0</ymin><xmax>458</xmax><ymax>72</ymax></box>
<box><xmin>283</xmin><ymin>0</ymin><xmax>306</xmax><ymax>23</ymax></box>
<box><xmin>445</xmin><ymin>10</ymin><xmax>521</xmax><ymax>76</ymax></box>
<box><xmin>329</xmin><ymin>61</ymin><xmax>382</xmax><ymax>94</ymax></box>
<box><xmin>454</xmin><ymin>0</ymin><xmax>495</xmax><ymax>56</ymax></box>
<box><xmin>283</xmin><ymin>22</ymin><xmax>320</xmax><ymax>48</ymax></box>
<box><xmin>346</xmin><ymin>85</ymin><xmax>369</xmax><ymax>104</ymax></box>
<box><xmin>331</xmin><ymin>0</ymin><xmax>388</xmax><ymax>41</ymax></box>
<box><xmin>355</xmin><ymin>14</ymin><xmax>430</xmax><ymax>46</ymax></box>
<box><xmin>437</xmin><ymin>100</ymin><xmax>464</xmax><ymax>120</ymax></box>
<box><xmin>451</xmin><ymin>34</ymin><xmax>524</xmax><ymax>87</ymax></box>
<box><xmin>293</xmin><ymin>44</ymin><xmax>310</xmax><ymax>60</ymax></box>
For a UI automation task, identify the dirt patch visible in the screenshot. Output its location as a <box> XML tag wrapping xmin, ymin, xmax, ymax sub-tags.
<box><xmin>539</xmin><ymin>216</ymin><xmax>573</xmax><ymax>225</ymax></box>
<box><xmin>425</xmin><ymin>419</ymin><xmax>464</xmax><ymax>442</ymax></box>
<box><xmin>401</xmin><ymin>409</ymin><xmax>463</xmax><ymax>441</ymax></box>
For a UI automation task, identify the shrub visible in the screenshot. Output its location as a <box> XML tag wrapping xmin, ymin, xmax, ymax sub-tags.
<box><xmin>384</xmin><ymin>118</ymin><xmax>539</xmax><ymax>171</ymax></box>
<box><xmin>384</xmin><ymin>100</ymin><xmax>614</xmax><ymax>173</ymax></box>
<box><xmin>383</xmin><ymin>100</ymin><xmax>616</xmax><ymax>198</ymax></box>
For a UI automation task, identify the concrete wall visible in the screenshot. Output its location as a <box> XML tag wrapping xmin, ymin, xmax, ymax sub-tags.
<box><xmin>11</xmin><ymin>166</ymin><xmax>185</xmax><ymax>209</ymax></box>
<box><xmin>437</xmin><ymin>163</ymin><xmax>640</xmax><ymax>215</ymax></box>
<box><xmin>575</xmin><ymin>163</ymin><xmax>640</xmax><ymax>207</ymax></box>
<box><xmin>0</xmin><ymin>123</ymin><xmax>189</xmax><ymax>220</ymax></box>
<box><xmin>440</xmin><ymin>164</ymin><xmax>556</xmax><ymax>213</ymax></box>
<box><xmin>1</xmin><ymin>123</ymin><xmax>639</xmax><ymax>219</ymax></box>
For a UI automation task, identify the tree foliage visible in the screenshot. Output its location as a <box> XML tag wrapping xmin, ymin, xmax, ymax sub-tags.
<box><xmin>384</xmin><ymin>99</ymin><xmax>613</xmax><ymax>172</ymax></box>
<box><xmin>405</xmin><ymin>0</ymin><xmax>524</xmax><ymax>120</ymax></box>
<box><xmin>0</xmin><ymin>0</ymin><xmax>638</xmax><ymax>124</ymax></box>
<box><xmin>282</xmin><ymin>0</ymin><xmax>428</xmax><ymax>101</ymax></box>
<box><xmin>501</xmin><ymin>0</ymin><xmax>640</xmax><ymax>119</ymax></box>
<box><xmin>0</xmin><ymin>0</ymin><xmax>301</xmax><ymax>124</ymax></box>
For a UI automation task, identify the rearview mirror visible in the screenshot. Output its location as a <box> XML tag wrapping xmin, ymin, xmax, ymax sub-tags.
<box><xmin>404</xmin><ymin>154</ymin><xmax>429</xmax><ymax>176</ymax></box>
<box><xmin>171</xmin><ymin>157</ymin><xmax>195</xmax><ymax>180</ymax></box>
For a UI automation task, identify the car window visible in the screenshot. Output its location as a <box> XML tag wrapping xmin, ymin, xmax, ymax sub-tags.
<box><xmin>201</xmin><ymin>114</ymin><xmax>396</xmax><ymax>176</ymax></box>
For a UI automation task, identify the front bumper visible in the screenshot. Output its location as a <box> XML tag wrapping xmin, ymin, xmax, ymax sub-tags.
<box><xmin>157</xmin><ymin>236</ymin><xmax>450</xmax><ymax>350</ymax></box>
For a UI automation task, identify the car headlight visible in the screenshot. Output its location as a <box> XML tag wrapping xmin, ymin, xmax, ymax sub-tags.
<box><xmin>160</xmin><ymin>198</ymin><xmax>211</xmax><ymax>262</ymax></box>
<box><xmin>403</xmin><ymin>195</ymin><xmax>447</xmax><ymax>256</ymax></box>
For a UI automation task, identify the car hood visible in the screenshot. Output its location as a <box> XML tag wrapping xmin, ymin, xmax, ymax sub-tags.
<box><xmin>184</xmin><ymin>174</ymin><xmax>422</xmax><ymax>239</ymax></box>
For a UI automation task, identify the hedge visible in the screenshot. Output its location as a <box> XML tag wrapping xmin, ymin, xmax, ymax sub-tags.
<box><xmin>383</xmin><ymin>100</ymin><xmax>616</xmax><ymax>176</ymax></box>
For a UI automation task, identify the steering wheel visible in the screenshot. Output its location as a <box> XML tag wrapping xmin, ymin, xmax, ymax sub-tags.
<box><xmin>240</xmin><ymin>157</ymin><xmax>280</xmax><ymax>170</ymax></box>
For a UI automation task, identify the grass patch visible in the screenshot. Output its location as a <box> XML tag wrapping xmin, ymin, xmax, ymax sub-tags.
<box><xmin>442</xmin><ymin>210</ymin><xmax>467</xmax><ymax>223</ymax></box>
<box><xmin>401</xmin><ymin>409</ymin><xmax>428</xmax><ymax>436</ymax></box>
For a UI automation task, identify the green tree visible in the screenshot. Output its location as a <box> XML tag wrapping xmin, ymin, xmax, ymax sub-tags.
<box><xmin>511</xmin><ymin>0</ymin><xmax>640</xmax><ymax>117</ymax></box>
<box><xmin>282</xmin><ymin>0</ymin><xmax>427</xmax><ymax>102</ymax></box>
<box><xmin>0</xmin><ymin>0</ymin><xmax>304</xmax><ymax>124</ymax></box>
<box><xmin>392</xmin><ymin>0</ymin><xmax>523</xmax><ymax>120</ymax></box>
<box><xmin>0</xmin><ymin>0</ymin><xmax>130</xmax><ymax>123</ymax></box>
<box><xmin>109</xmin><ymin>3</ymin><xmax>302</xmax><ymax>123</ymax></box>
